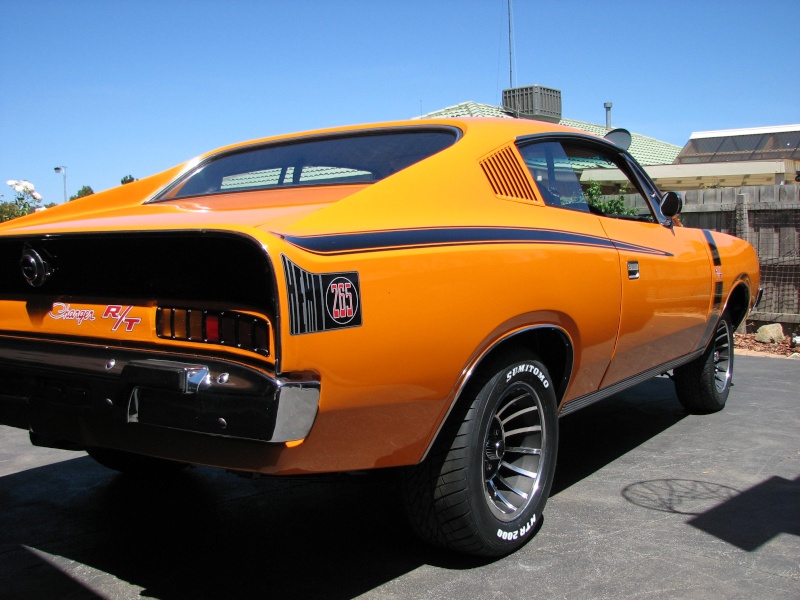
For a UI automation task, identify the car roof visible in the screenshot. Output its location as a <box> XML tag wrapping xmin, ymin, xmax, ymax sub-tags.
<box><xmin>199</xmin><ymin>118</ymin><xmax>595</xmax><ymax>161</ymax></box>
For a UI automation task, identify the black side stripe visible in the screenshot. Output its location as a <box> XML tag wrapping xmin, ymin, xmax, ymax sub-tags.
<box><xmin>280</xmin><ymin>227</ymin><xmax>673</xmax><ymax>258</ymax></box>
<box><xmin>697</xmin><ymin>229</ymin><xmax>725</xmax><ymax>350</ymax></box>
<box><xmin>703</xmin><ymin>230</ymin><xmax>724</xmax><ymax>311</ymax></box>
<box><xmin>713</xmin><ymin>281</ymin><xmax>724</xmax><ymax>307</ymax></box>
<box><xmin>703</xmin><ymin>229</ymin><xmax>722</xmax><ymax>266</ymax></box>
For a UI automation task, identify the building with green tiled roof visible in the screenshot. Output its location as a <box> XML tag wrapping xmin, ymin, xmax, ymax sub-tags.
<box><xmin>416</xmin><ymin>95</ymin><xmax>799</xmax><ymax>189</ymax></box>
<box><xmin>415</xmin><ymin>100</ymin><xmax>681</xmax><ymax>167</ymax></box>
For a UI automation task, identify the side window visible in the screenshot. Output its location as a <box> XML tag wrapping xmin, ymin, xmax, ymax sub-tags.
<box><xmin>518</xmin><ymin>140</ymin><xmax>656</xmax><ymax>222</ymax></box>
<box><xmin>518</xmin><ymin>142</ymin><xmax>590</xmax><ymax>213</ymax></box>
<box><xmin>561</xmin><ymin>144</ymin><xmax>655</xmax><ymax>222</ymax></box>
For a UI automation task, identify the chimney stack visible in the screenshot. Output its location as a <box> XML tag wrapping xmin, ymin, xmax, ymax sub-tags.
<box><xmin>604</xmin><ymin>102</ymin><xmax>612</xmax><ymax>129</ymax></box>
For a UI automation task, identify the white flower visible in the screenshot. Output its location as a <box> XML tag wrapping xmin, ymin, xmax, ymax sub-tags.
<box><xmin>32</xmin><ymin>192</ymin><xmax>42</xmax><ymax>201</ymax></box>
<box><xmin>7</xmin><ymin>179</ymin><xmax>39</xmax><ymax>197</ymax></box>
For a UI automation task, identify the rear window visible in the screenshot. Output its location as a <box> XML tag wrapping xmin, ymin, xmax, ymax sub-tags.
<box><xmin>156</xmin><ymin>128</ymin><xmax>459</xmax><ymax>200</ymax></box>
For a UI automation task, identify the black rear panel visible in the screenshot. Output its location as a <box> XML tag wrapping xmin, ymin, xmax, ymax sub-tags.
<box><xmin>0</xmin><ymin>232</ymin><xmax>276</xmax><ymax>314</ymax></box>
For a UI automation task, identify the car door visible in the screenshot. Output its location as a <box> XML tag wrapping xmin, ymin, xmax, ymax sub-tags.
<box><xmin>514</xmin><ymin>139</ymin><xmax>623</xmax><ymax>400</ymax></box>
<box><xmin>596</xmin><ymin>214</ymin><xmax>713</xmax><ymax>386</ymax></box>
<box><xmin>558</xmin><ymin>139</ymin><xmax>712</xmax><ymax>387</ymax></box>
<box><xmin>518</xmin><ymin>135</ymin><xmax>713</xmax><ymax>393</ymax></box>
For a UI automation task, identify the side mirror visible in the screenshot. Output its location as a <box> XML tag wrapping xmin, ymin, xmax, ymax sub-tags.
<box><xmin>660</xmin><ymin>191</ymin><xmax>683</xmax><ymax>218</ymax></box>
<box><xmin>604</xmin><ymin>128</ymin><xmax>632</xmax><ymax>151</ymax></box>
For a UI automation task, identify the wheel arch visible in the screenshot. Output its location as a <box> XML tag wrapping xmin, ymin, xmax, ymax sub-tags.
<box><xmin>470</xmin><ymin>326</ymin><xmax>574</xmax><ymax>403</ymax></box>
<box><xmin>421</xmin><ymin>324</ymin><xmax>574</xmax><ymax>462</ymax></box>
<box><xmin>724</xmin><ymin>277</ymin><xmax>752</xmax><ymax>330</ymax></box>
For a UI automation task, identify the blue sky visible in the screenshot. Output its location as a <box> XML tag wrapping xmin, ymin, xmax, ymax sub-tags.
<box><xmin>2</xmin><ymin>0</ymin><xmax>798</xmax><ymax>205</ymax></box>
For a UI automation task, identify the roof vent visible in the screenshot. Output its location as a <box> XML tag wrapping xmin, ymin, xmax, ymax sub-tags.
<box><xmin>502</xmin><ymin>85</ymin><xmax>562</xmax><ymax>122</ymax></box>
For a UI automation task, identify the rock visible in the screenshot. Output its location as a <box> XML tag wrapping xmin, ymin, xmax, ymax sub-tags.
<box><xmin>754</xmin><ymin>323</ymin><xmax>784</xmax><ymax>344</ymax></box>
<box><xmin>790</xmin><ymin>353</ymin><xmax>800</xmax><ymax>360</ymax></box>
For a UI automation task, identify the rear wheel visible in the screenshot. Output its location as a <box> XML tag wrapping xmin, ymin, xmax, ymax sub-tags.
<box><xmin>402</xmin><ymin>356</ymin><xmax>558</xmax><ymax>557</ymax></box>
<box><xmin>674</xmin><ymin>314</ymin><xmax>734</xmax><ymax>414</ymax></box>
<box><xmin>87</xmin><ymin>447</ymin><xmax>188</xmax><ymax>476</ymax></box>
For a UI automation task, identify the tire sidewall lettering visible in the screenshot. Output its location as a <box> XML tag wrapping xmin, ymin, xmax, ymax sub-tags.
<box><xmin>505</xmin><ymin>363</ymin><xmax>550</xmax><ymax>388</ymax></box>
<box><xmin>496</xmin><ymin>514</ymin><xmax>538</xmax><ymax>542</ymax></box>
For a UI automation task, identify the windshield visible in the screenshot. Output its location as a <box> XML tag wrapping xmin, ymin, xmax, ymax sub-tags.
<box><xmin>156</xmin><ymin>128</ymin><xmax>459</xmax><ymax>200</ymax></box>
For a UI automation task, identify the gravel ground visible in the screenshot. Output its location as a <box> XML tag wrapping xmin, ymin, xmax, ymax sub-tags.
<box><xmin>734</xmin><ymin>333</ymin><xmax>798</xmax><ymax>358</ymax></box>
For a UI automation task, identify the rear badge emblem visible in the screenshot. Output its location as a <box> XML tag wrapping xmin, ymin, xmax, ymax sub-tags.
<box><xmin>48</xmin><ymin>302</ymin><xmax>96</xmax><ymax>325</ymax></box>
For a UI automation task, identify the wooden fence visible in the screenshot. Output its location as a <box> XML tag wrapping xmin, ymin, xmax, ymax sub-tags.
<box><xmin>678</xmin><ymin>184</ymin><xmax>800</xmax><ymax>325</ymax></box>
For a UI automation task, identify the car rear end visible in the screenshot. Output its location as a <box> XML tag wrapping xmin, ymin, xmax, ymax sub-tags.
<box><xmin>0</xmin><ymin>229</ymin><xmax>324</xmax><ymax>461</ymax></box>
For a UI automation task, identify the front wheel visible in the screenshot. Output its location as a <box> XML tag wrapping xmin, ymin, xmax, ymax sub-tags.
<box><xmin>402</xmin><ymin>356</ymin><xmax>558</xmax><ymax>557</ymax></box>
<box><xmin>673</xmin><ymin>314</ymin><xmax>734</xmax><ymax>414</ymax></box>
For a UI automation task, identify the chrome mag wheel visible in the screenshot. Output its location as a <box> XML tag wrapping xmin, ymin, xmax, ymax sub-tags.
<box><xmin>712</xmin><ymin>318</ymin><xmax>733</xmax><ymax>394</ymax></box>
<box><xmin>402</xmin><ymin>356</ymin><xmax>557</xmax><ymax>556</ymax></box>
<box><xmin>674</xmin><ymin>313</ymin><xmax>734</xmax><ymax>414</ymax></box>
<box><xmin>483</xmin><ymin>381</ymin><xmax>546</xmax><ymax>521</ymax></box>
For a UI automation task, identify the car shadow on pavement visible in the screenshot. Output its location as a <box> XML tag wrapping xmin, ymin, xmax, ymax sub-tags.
<box><xmin>0</xmin><ymin>376</ymin><xmax>688</xmax><ymax>599</ymax></box>
<box><xmin>687</xmin><ymin>474</ymin><xmax>800</xmax><ymax>551</ymax></box>
<box><xmin>621</xmin><ymin>475</ymin><xmax>800</xmax><ymax>552</ymax></box>
<box><xmin>552</xmin><ymin>375</ymin><xmax>686</xmax><ymax>495</ymax></box>
<box><xmin>2</xmin><ymin>454</ymin><xmax>494</xmax><ymax>599</ymax></box>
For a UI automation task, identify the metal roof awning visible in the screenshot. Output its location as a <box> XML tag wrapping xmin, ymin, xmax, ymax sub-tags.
<box><xmin>582</xmin><ymin>160</ymin><xmax>800</xmax><ymax>190</ymax></box>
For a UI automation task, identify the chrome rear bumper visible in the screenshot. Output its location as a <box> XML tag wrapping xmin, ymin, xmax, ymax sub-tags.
<box><xmin>0</xmin><ymin>336</ymin><xmax>319</xmax><ymax>445</ymax></box>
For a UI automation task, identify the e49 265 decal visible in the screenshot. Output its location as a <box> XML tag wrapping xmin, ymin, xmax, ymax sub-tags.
<box><xmin>282</xmin><ymin>255</ymin><xmax>363</xmax><ymax>335</ymax></box>
<box><xmin>326</xmin><ymin>277</ymin><xmax>359</xmax><ymax>325</ymax></box>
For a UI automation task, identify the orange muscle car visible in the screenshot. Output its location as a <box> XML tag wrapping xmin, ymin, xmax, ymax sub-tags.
<box><xmin>0</xmin><ymin>118</ymin><xmax>759</xmax><ymax>556</ymax></box>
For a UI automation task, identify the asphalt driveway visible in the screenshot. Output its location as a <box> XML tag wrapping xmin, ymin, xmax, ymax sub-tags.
<box><xmin>0</xmin><ymin>354</ymin><xmax>797</xmax><ymax>599</ymax></box>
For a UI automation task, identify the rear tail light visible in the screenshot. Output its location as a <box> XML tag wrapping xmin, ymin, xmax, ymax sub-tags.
<box><xmin>156</xmin><ymin>307</ymin><xmax>270</xmax><ymax>356</ymax></box>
